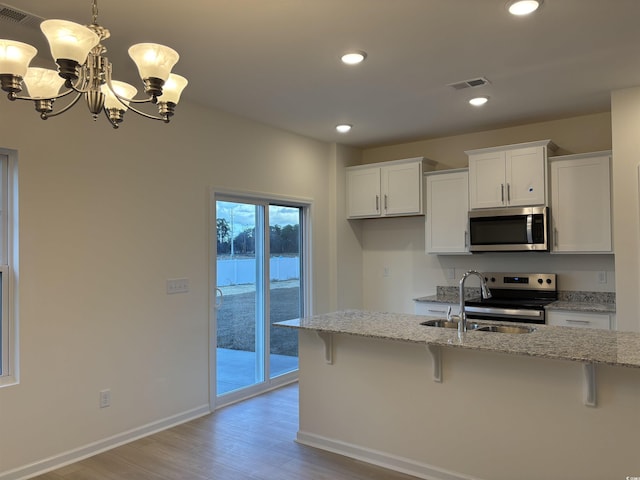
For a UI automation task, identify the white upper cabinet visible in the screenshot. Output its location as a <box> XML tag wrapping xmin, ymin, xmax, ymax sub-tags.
<box><xmin>346</xmin><ymin>157</ymin><xmax>436</xmax><ymax>219</ymax></box>
<box><xmin>425</xmin><ymin>169</ymin><xmax>470</xmax><ymax>254</ymax></box>
<box><xmin>467</xmin><ymin>140</ymin><xmax>556</xmax><ymax>210</ymax></box>
<box><xmin>346</xmin><ymin>166</ymin><xmax>381</xmax><ymax>218</ymax></box>
<box><xmin>550</xmin><ymin>151</ymin><xmax>612</xmax><ymax>253</ymax></box>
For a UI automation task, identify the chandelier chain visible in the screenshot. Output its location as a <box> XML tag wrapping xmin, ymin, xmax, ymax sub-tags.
<box><xmin>92</xmin><ymin>0</ymin><xmax>99</xmax><ymax>25</ymax></box>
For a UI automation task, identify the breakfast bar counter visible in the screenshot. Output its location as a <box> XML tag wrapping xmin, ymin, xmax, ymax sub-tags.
<box><xmin>276</xmin><ymin>309</ymin><xmax>640</xmax><ymax>368</ymax></box>
<box><xmin>276</xmin><ymin>310</ymin><xmax>640</xmax><ymax>480</ymax></box>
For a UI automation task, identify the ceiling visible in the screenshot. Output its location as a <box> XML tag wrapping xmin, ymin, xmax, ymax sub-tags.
<box><xmin>2</xmin><ymin>0</ymin><xmax>640</xmax><ymax>148</ymax></box>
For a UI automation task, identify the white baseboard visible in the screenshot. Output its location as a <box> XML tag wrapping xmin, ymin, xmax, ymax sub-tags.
<box><xmin>295</xmin><ymin>430</ymin><xmax>482</xmax><ymax>480</ymax></box>
<box><xmin>1</xmin><ymin>404</ymin><xmax>211</xmax><ymax>480</ymax></box>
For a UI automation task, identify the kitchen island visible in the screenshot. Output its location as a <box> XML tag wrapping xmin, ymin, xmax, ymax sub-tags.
<box><xmin>276</xmin><ymin>310</ymin><xmax>640</xmax><ymax>480</ymax></box>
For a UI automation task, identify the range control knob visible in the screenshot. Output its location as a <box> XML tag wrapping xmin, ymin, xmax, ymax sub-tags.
<box><xmin>546</xmin><ymin>278</ymin><xmax>552</xmax><ymax>284</ymax></box>
<box><xmin>538</xmin><ymin>278</ymin><xmax>543</xmax><ymax>284</ymax></box>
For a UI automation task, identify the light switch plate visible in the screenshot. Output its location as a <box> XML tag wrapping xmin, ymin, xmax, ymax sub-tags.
<box><xmin>167</xmin><ymin>278</ymin><xmax>189</xmax><ymax>294</ymax></box>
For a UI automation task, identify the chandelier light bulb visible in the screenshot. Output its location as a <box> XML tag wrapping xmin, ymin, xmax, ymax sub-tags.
<box><xmin>40</xmin><ymin>20</ymin><xmax>100</xmax><ymax>64</ymax></box>
<box><xmin>0</xmin><ymin>39</ymin><xmax>37</xmax><ymax>77</ymax></box>
<box><xmin>23</xmin><ymin>68</ymin><xmax>65</xmax><ymax>98</ymax></box>
<box><xmin>102</xmin><ymin>80</ymin><xmax>138</xmax><ymax>110</ymax></box>
<box><xmin>161</xmin><ymin>74</ymin><xmax>189</xmax><ymax>104</ymax></box>
<box><xmin>128</xmin><ymin>43</ymin><xmax>180</xmax><ymax>82</ymax></box>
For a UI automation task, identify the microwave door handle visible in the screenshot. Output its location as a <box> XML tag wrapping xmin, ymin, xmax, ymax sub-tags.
<box><xmin>526</xmin><ymin>214</ymin><xmax>533</xmax><ymax>244</ymax></box>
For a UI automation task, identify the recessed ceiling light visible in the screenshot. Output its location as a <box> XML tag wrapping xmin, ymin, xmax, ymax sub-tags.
<box><xmin>507</xmin><ymin>0</ymin><xmax>542</xmax><ymax>16</ymax></box>
<box><xmin>469</xmin><ymin>96</ymin><xmax>489</xmax><ymax>106</ymax></box>
<box><xmin>336</xmin><ymin>124</ymin><xmax>352</xmax><ymax>133</ymax></box>
<box><xmin>341</xmin><ymin>51</ymin><xmax>367</xmax><ymax>65</ymax></box>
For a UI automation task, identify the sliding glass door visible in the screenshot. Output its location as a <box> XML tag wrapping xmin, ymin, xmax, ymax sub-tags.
<box><xmin>213</xmin><ymin>195</ymin><xmax>305</xmax><ymax>405</ymax></box>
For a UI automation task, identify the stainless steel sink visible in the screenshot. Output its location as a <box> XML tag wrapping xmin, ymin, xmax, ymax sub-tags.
<box><xmin>420</xmin><ymin>319</ymin><xmax>534</xmax><ymax>334</ymax></box>
<box><xmin>474</xmin><ymin>325</ymin><xmax>535</xmax><ymax>334</ymax></box>
<box><xmin>420</xmin><ymin>319</ymin><xmax>481</xmax><ymax>330</ymax></box>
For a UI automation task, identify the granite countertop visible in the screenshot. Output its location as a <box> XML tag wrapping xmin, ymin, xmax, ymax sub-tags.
<box><xmin>414</xmin><ymin>287</ymin><xmax>616</xmax><ymax>313</ymax></box>
<box><xmin>276</xmin><ymin>309</ymin><xmax>640</xmax><ymax>368</ymax></box>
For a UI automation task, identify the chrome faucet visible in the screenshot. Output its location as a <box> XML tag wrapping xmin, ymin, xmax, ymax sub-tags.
<box><xmin>457</xmin><ymin>270</ymin><xmax>492</xmax><ymax>333</ymax></box>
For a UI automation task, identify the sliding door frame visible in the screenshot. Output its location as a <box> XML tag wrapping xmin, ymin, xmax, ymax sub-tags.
<box><xmin>209</xmin><ymin>187</ymin><xmax>312</xmax><ymax>410</ymax></box>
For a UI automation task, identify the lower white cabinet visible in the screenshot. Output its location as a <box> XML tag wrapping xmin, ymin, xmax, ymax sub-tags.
<box><xmin>425</xmin><ymin>169</ymin><xmax>469</xmax><ymax>254</ymax></box>
<box><xmin>547</xmin><ymin>310</ymin><xmax>611</xmax><ymax>330</ymax></box>
<box><xmin>414</xmin><ymin>301</ymin><xmax>459</xmax><ymax>317</ymax></box>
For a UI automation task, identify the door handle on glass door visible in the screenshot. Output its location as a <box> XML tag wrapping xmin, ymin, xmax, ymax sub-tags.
<box><xmin>215</xmin><ymin>288</ymin><xmax>224</xmax><ymax>308</ymax></box>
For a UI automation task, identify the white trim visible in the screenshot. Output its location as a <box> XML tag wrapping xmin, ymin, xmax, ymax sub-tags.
<box><xmin>296</xmin><ymin>431</ymin><xmax>483</xmax><ymax>480</ymax></box>
<box><xmin>0</xmin><ymin>404</ymin><xmax>211</xmax><ymax>480</ymax></box>
<box><xmin>0</xmin><ymin>148</ymin><xmax>18</xmax><ymax>387</ymax></box>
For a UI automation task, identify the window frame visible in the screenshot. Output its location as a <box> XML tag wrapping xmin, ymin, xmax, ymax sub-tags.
<box><xmin>0</xmin><ymin>148</ymin><xmax>18</xmax><ymax>387</ymax></box>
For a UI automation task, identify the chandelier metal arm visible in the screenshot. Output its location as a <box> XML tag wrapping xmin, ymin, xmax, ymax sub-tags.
<box><xmin>9</xmin><ymin>84</ymin><xmax>78</xmax><ymax>103</ymax></box>
<box><xmin>120</xmin><ymin>101</ymin><xmax>170</xmax><ymax>123</ymax></box>
<box><xmin>42</xmin><ymin>90</ymin><xmax>85</xmax><ymax>118</ymax></box>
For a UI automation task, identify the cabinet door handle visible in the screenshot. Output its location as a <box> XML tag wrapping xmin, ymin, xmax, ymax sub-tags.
<box><xmin>566</xmin><ymin>319</ymin><xmax>591</xmax><ymax>325</ymax></box>
<box><xmin>384</xmin><ymin>194</ymin><xmax>388</xmax><ymax>211</ymax></box>
<box><xmin>427</xmin><ymin>308</ymin><xmax>448</xmax><ymax>314</ymax></box>
<box><xmin>501</xmin><ymin>183</ymin><xmax>505</xmax><ymax>204</ymax></box>
<box><xmin>376</xmin><ymin>195</ymin><xmax>379</xmax><ymax>211</ymax></box>
<box><xmin>464</xmin><ymin>230</ymin><xmax>468</xmax><ymax>248</ymax></box>
<box><xmin>507</xmin><ymin>183</ymin><xmax>511</xmax><ymax>202</ymax></box>
<box><xmin>554</xmin><ymin>227</ymin><xmax>558</xmax><ymax>247</ymax></box>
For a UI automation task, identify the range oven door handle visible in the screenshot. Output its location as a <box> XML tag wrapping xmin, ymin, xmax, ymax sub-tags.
<box><xmin>464</xmin><ymin>306</ymin><xmax>543</xmax><ymax>318</ymax></box>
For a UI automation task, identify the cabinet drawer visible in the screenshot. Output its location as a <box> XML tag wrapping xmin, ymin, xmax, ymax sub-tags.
<box><xmin>414</xmin><ymin>302</ymin><xmax>459</xmax><ymax>316</ymax></box>
<box><xmin>547</xmin><ymin>311</ymin><xmax>611</xmax><ymax>330</ymax></box>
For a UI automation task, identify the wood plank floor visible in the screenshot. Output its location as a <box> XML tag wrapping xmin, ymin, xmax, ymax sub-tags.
<box><xmin>33</xmin><ymin>383</ymin><xmax>419</xmax><ymax>479</ymax></box>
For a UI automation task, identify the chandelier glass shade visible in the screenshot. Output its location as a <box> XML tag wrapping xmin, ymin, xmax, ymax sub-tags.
<box><xmin>0</xmin><ymin>0</ymin><xmax>188</xmax><ymax>128</ymax></box>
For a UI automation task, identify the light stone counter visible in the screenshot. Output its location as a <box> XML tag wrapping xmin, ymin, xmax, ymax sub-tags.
<box><xmin>276</xmin><ymin>309</ymin><xmax>640</xmax><ymax>368</ymax></box>
<box><xmin>413</xmin><ymin>288</ymin><xmax>616</xmax><ymax>313</ymax></box>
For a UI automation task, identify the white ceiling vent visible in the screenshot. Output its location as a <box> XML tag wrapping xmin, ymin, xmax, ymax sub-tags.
<box><xmin>448</xmin><ymin>77</ymin><xmax>491</xmax><ymax>90</ymax></box>
<box><xmin>0</xmin><ymin>4</ymin><xmax>43</xmax><ymax>29</ymax></box>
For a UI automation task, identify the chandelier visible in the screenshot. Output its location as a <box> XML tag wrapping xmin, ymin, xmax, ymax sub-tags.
<box><xmin>0</xmin><ymin>0</ymin><xmax>188</xmax><ymax>128</ymax></box>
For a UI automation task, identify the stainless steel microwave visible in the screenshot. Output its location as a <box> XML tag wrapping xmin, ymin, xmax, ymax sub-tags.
<box><xmin>468</xmin><ymin>206</ymin><xmax>549</xmax><ymax>252</ymax></box>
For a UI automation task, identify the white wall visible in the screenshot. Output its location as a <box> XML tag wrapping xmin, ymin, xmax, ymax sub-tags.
<box><xmin>0</xmin><ymin>98</ymin><xmax>335</xmax><ymax>475</ymax></box>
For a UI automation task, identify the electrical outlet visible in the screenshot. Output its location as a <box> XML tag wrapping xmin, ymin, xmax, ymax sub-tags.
<box><xmin>99</xmin><ymin>389</ymin><xmax>111</xmax><ymax>408</ymax></box>
<box><xmin>597</xmin><ymin>271</ymin><xmax>607</xmax><ymax>284</ymax></box>
<box><xmin>383</xmin><ymin>267</ymin><xmax>390</xmax><ymax>277</ymax></box>
<box><xmin>447</xmin><ymin>268</ymin><xmax>456</xmax><ymax>280</ymax></box>
<box><xmin>167</xmin><ymin>278</ymin><xmax>189</xmax><ymax>294</ymax></box>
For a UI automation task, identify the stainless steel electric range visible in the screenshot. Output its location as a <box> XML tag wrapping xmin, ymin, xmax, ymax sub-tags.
<box><xmin>464</xmin><ymin>272</ymin><xmax>557</xmax><ymax>325</ymax></box>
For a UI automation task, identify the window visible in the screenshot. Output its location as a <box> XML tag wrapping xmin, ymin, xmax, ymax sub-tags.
<box><xmin>0</xmin><ymin>149</ymin><xmax>17</xmax><ymax>387</ymax></box>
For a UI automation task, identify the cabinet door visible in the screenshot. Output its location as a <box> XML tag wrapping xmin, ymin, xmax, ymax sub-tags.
<box><xmin>505</xmin><ymin>147</ymin><xmax>546</xmax><ymax>206</ymax></box>
<box><xmin>550</xmin><ymin>154</ymin><xmax>611</xmax><ymax>252</ymax></box>
<box><xmin>468</xmin><ymin>151</ymin><xmax>506</xmax><ymax>209</ymax></box>
<box><xmin>346</xmin><ymin>167</ymin><xmax>381</xmax><ymax>218</ymax></box>
<box><xmin>383</xmin><ymin>162</ymin><xmax>423</xmax><ymax>216</ymax></box>
<box><xmin>506</xmin><ymin>146</ymin><xmax>546</xmax><ymax>206</ymax></box>
<box><xmin>426</xmin><ymin>171</ymin><xmax>469</xmax><ymax>253</ymax></box>
<box><xmin>547</xmin><ymin>311</ymin><xmax>611</xmax><ymax>330</ymax></box>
